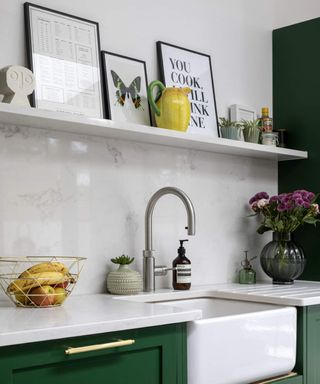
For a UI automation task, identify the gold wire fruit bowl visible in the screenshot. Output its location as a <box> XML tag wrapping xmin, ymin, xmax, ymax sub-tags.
<box><xmin>0</xmin><ymin>256</ymin><xmax>86</xmax><ymax>308</ymax></box>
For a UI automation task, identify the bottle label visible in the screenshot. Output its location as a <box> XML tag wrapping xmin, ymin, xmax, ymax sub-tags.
<box><xmin>176</xmin><ymin>264</ymin><xmax>191</xmax><ymax>284</ymax></box>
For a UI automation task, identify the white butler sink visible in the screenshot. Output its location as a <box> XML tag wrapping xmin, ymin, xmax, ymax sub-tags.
<box><xmin>157</xmin><ymin>298</ymin><xmax>296</xmax><ymax>384</ymax></box>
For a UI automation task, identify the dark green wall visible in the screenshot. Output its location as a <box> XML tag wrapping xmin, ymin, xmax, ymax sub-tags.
<box><xmin>274</xmin><ymin>18</ymin><xmax>320</xmax><ymax>281</ymax></box>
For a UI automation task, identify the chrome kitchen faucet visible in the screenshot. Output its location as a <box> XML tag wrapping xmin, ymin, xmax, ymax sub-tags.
<box><xmin>143</xmin><ymin>187</ymin><xmax>196</xmax><ymax>292</ymax></box>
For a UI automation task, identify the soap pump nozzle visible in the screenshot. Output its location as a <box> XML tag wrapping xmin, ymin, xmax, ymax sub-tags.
<box><xmin>178</xmin><ymin>239</ymin><xmax>188</xmax><ymax>255</ymax></box>
<box><xmin>241</xmin><ymin>251</ymin><xmax>257</xmax><ymax>269</ymax></box>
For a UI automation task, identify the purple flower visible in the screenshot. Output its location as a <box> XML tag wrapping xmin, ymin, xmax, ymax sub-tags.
<box><xmin>296</xmin><ymin>198</ymin><xmax>305</xmax><ymax>207</ymax></box>
<box><xmin>277</xmin><ymin>203</ymin><xmax>287</xmax><ymax>212</ymax></box>
<box><xmin>307</xmin><ymin>192</ymin><xmax>315</xmax><ymax>201</ymax></box>
<box><xmin>249</xmin><ymin>189</ymin><xmax>319</xmax><ymax>234</ymax></box>
<box><xmin>292</xmin><ymin>192</ymin><xmax>302</xmax><ymax>200</ymax></box>
<box><xmin>278</xmin><ymin>193</ymin><xmax>289</xmax><ymax>203</ymax></box>
<box><xmin>249</xmin><ymin>192</ymin><xmax>269</xmax><ymax>204</ymax></box>
<box><xmin>269</xmin><ymin>195</ymin><xmax>279</xmax><ymax>203</ymax></box>
<box><xmin>285</xmin><ymin>202</ymin><xmax>294</xmax><ymax>210</ymax></box>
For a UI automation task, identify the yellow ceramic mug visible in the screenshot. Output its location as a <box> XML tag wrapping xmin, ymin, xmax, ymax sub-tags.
<box><xmin>147</xmin><ymin>80</ymin><xmax>191</xmax><ymax>132</ymax></box>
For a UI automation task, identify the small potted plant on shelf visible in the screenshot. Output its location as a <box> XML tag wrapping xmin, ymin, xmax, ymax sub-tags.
<box><xmin>241</xmin><ymin>119</ymin><xmax>261</xmax><ymax>144</ymax></box>
<box><xmin>107</xmin><ymin>255</ymin><xmax>143</xmax><ymax>295</ymax></box>
<box><xmin>218</xmin><ymin>117</ymin><xmax>242</xmax><ymax>141</ymax></box>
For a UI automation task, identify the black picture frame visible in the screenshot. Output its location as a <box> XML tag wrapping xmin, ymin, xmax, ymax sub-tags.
<box><xmin>157</xmin><ymin>41</ymin><xmax>220</xmax><ymax>137</ymax></box>
<box><xmin>24</xmin><ymin>2</ymin><xmax>105</xmax><ymax>119</ymax></box>
<box><xmin>101</xmin><ymin>51</ymin><xmax>152</xmax><ymax>126</ymax></box>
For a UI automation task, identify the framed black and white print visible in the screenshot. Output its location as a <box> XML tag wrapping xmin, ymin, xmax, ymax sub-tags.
<box><xmin>102</xmin><ymin>51</ymin><xmax>151</xmax><ymax>125</ymax></box>
<box><xmin>157</xmin><ymin>41</ymin><xmax>219</xmax><ymax>137</ymax></box>
<box><xmin>24</xmin><ymin>3</ymin><xmax>105</xmax><ymax>118</ymax></box>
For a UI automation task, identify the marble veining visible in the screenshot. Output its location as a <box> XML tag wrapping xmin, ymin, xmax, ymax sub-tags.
<box><xmin>0</xmin><ymin>122</ymin><xmax>276</xmax><ymax>299</ymax></box>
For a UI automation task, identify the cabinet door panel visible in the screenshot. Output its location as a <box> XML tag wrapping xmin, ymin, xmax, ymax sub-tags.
<box><xmin>0</xmin><ymin>324</ymin><xmax>186</xmax><ymax>384</ymax></box>
<box><xmin>12</xmin><ymin>347</ymin><xmax>161</xmax><ymax>384</ymax></box>
<box><xmin>306</xmin><ymin>305</ymin><xmax>320</xmax><ymax>384</ymax></box>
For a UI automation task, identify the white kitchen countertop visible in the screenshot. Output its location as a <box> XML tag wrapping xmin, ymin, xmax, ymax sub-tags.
<box><xmin>1</xmin><ymin>280</ymin><xmax>320</xmax><ymax>347</ymax></box>
<box><xmin>121</xmin><ymin>280</ymin><xmax>320</xmax><ymax>307</ymax></box>
<box><xmin>0</xmin><ymin>294</ymin><xmax>201</xmax><ymax>347</ymax></box>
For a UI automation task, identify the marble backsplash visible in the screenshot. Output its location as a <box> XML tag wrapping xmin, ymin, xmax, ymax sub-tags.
<box><xmin>0</xmin><ymin>123</ymin><xmax>276</xmax><ymax>298</ymax></box>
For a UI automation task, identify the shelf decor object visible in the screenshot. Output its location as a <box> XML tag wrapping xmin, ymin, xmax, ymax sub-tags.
<box><xmin>260</xmin><ymin>232</ymin><xmax>305</xmax><ymax>285</ymax></box>
<box><xmin>230</xmin><ymin>104</ymin><xmax>256</xmax><ymax>122</ymax></box>
<box><xmin>148</xmin><ymin>80</ymin><xmax>191</xmax><ymax>132</ymax></box>
<box><xmin>157</xmin><ymin>41</ymin><xmax>219</xmax><ymax>137</ymax></box>
<box><xmin>107</xmin><ymin>255</ymin><xmax>142</xmax><ymax>295</ymax></box>
<box><xmin>24</xmin><ymin>2</ymin><xmax>105</xmax><ymax>118</ymax></box>
<box><xmin>249</xmin><ymin>190</ymin><xmax>319</xmax><ymax>284</ymax></box>
<box><xmin>101</xmin><ymin>51</ymin><xmax>151</xmax><ymax>125</ymax></box>
<box><xmin>0</xmin><ymin>65</ymin><xmax>35</xmax><ymax>107</ymax></box>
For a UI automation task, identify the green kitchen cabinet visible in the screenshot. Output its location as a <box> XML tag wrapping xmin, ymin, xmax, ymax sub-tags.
<box><xmin>287</xmin><ymin>305</ymin><xmax>320</xmax><ymax>384</ymax></box>
<box><xmin>273</xmin><ymin>17</ymin><xmax>320</xmax><ymax>281</ymax></box>
<box><xmin>0</xmin><ymin>323</ymin><xmax>187</xmax><ymax>384</ymax></box>
<box><xmin>304</xmin><ymin>305</ymin><xmax>320</xmax><ymax>384</ymax></box>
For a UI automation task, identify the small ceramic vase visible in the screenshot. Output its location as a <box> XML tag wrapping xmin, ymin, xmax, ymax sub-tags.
<box><xmin>107</xmin><ymin>264</ymin><xmax>143</xmax><ymax>295</ymax></box>
<box><xmin>220</xmin><ymin>126</ymin><xmax>242</xmax><ymax>140</ymax></box>
<box><xmin>243</xmin><ymin>127</ymin><xmax>260</xmax><ymax>143</ymax></box>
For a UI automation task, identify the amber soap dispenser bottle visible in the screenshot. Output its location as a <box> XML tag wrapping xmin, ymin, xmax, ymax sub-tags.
<box><xmin>173</xmin><ymin>239</ymin><xmax>191</xmax><ymax>290</ymax></box>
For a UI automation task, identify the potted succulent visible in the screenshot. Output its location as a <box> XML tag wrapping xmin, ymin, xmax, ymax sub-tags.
<box><xmin>218</xmin><ymin>117</ymin><xmax>242</xmax><ymax>141</ymax></box>
<box><xmin>241</xmin><ymin>119</ymin><xmax>261</xmax><ymax>144</ymax></box>
<box><xmin>107</xmin><ymin>255</ymin><xmax>143</xmax><ymax>295</ymax></box>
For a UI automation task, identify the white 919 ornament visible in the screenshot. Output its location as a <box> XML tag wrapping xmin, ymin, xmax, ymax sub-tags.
<box><xmin>0</xmin><ymin>65</ymin><xmax>35</xmax><ymax>107</ymax></box>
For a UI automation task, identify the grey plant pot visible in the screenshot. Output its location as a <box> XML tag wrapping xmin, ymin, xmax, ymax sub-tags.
<box><xmin>243</xmin><ymin>127</ymin><xmax>260</xmax><ymax>143</ymax></box>
<box><xmin>220</xmin><ymin>126</ymin><xmax>241</xmax><ymax>140</ymax></box>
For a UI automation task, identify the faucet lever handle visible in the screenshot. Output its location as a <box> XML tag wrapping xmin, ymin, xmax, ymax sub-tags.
<box><xmin>154</xmin><ymin>265</ymin><xmax>177</xmax><ymax>276</ymax></box>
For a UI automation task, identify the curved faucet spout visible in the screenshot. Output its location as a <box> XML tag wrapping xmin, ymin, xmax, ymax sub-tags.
<box><xmin>145</xmin><ymin>187</ymin><xmax>196</xmax><ymax>251</ymax></box>
<box><xmin>143</xmin><ymin>186</ymin><xmax>196</xmax><ymax>292</ymax></box>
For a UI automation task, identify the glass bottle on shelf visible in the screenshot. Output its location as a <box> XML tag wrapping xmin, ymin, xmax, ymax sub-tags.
<box><xmin>260</xmin><ymin>107</ymin><xmax>273</xmax><ymax>132</ymax></box>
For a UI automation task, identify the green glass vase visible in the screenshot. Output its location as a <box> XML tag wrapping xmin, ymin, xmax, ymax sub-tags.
<box><xmin>260</xmin><ymin>232</ymin><xmax>305</xmax><ymax>284</ymax></box>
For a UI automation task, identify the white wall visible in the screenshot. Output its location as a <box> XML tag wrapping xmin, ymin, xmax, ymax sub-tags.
<box><xmin>0</xmin><ymin>0</ymin><xmax>317</xmax><ymax>297</ymax></box>
<box><xmin>273</xmin><ymin>0</ymin><xmax>320</xmax><ymax>28</ymax></box>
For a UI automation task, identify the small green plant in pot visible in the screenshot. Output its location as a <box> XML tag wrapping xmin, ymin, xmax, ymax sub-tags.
<box><xmin>219</xmin><ymin>117</ymin><xmax>242</xmax><ymax>140</ymax></box>
<box><xmin>107</xmin><ymin>255</ymin><xmax>143</xmax><ymax>295</ymax></box>
<box><xmin>241</xmin><ymin>119</ymin><xmax>261</xmax><ymax>144</ymax></box>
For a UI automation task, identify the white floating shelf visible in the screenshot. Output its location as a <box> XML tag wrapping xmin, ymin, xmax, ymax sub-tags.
<box><xmin>0</xmin><ymin>103</ymin><xmax>307</xmax><ymax>161</ymax></box>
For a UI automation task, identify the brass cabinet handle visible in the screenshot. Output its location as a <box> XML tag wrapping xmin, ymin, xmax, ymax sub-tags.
<box><xmin>65</xmin><ymin>339</ymin><xmax>135</xmax><ymax>355</ymax></box>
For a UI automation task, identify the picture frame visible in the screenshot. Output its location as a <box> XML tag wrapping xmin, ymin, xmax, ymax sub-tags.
<box><xmin>230</xmin><ymin>104</ymin><xmax>256</xmax><ymax>122</ymax></box>
<box><xmin>24</xmin><ymin>2</ymin><xmax>105</xmax><ymax>118</ymax></box>
<box><xmin>157</xmin><ymin>41</ymin><xmax>219</xmax><ymax>137</ymax></box>
<box><xmin>101</xmin><ymin>51</ymin><xmax>151</xmax><ymax>126</ymax></box>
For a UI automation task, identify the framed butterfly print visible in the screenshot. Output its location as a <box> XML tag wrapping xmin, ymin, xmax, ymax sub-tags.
<box><xmin>101</xmin><ymin>51</ymin><xmax>151</xmax><ymax>126</ymax></box>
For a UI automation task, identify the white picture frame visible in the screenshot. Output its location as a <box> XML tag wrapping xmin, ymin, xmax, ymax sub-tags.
<box><xmin>230</xmin><ymin>104</ymin><xmax>256</xmax><ymax>122</ymax></box>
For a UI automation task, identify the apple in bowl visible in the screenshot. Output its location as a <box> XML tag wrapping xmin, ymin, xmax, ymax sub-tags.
<box><xmin>28</xmin><ymin>285</ymin><xmax>56</xmax><ymax>306</ymax></box>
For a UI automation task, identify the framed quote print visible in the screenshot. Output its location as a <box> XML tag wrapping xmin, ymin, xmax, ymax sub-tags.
<box><xmin>157</xmin><ymin>41</ymin><xmax>219</xmax><ymax>137</ymax></box>
<box><xmin>24</xmin><ymin>3</ymin><xmax>105</xmax><ymax>118</ymax></box>
<box><xmin>101</xmin><ymin>51</ymin><xmax>151</xmax><ymax>125</ymax></box>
